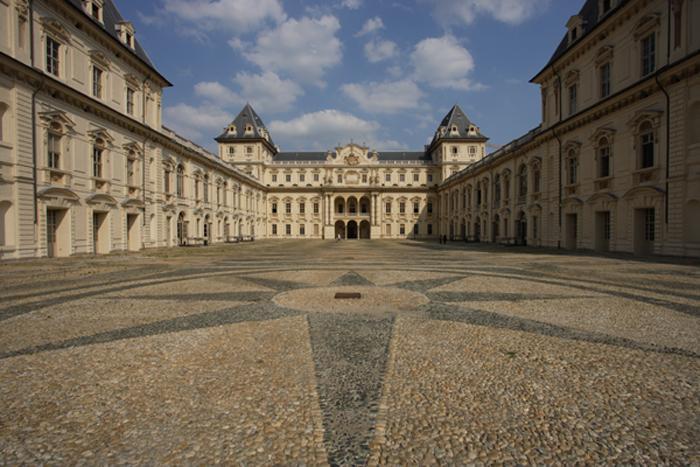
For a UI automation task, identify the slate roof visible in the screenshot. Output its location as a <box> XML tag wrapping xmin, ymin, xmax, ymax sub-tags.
<box><xmin>272</xmin><ymin>151</ymin><xmax>432</xmax><ymax>163</ymax></box>
<box><xmin>274</xmin><ymin>152</ymin><xmax>327</xmax><ymax>162</ymax></box>
<box><xmin>532</xmin><ymin>0</ymin><xmax>629</xmax><ymax>81</ymax></box>
<box><xmin>65</xmin><ymin>0</ymin><xmax>171</xmax><ymax>85</ymax></box>
<box><xmin>378</xmin><ymin>152</ymin><xmax>431</xmax><ymax>162</ymax></box>
<box><xmin>430</xmin><ymin>105</ymin><xmax>488</xmax><ymax>146</ymax></box>
<box><xmin>215</xmin><ymin>104</ymin><xmax>276</xmax><ymax>147</ymax></box>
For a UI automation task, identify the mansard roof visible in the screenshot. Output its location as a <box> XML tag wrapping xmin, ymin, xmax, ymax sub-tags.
<box><xmin>65</xmin><ymin>0</ymin><xmax>171</xmax><ymax>86</ymax></box>
<box><xmin>531</xmin><ymin>0</ymin><xmax>630</xmax><ymax>82</ymax></box>
<box><xmin>216</xmin><ymin>104</ymin><xmax>277</xmax><ymax>149</ymax></box>
<box><xmin>272</xmin><ymin>151</ymin><xmax>431</xmax><ymax>163</ymax></box>
<box><xmin>429</xmin><ymin>105</ymin><xmax>488</xmax><ymax>147</ymax></box>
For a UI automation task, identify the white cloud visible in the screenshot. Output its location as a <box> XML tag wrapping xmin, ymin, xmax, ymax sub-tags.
<box><xmin>234</xmin><ymin>71</ymin><xmax>304</xmax><ymax>113</ymax></box>
<box><xmin>411</xmin><ymin>36</ymin><xmax>483</xmax><ymax>91</ymax></box>
<box><xmin>364</xmin><ymin>39</ymin><xmax>398</xmax><ymax>63</ymax></box>
<box><xmin>269</xmin><ymin>110</ymin><xmax>404</xmax><ymax>150</ymax></box>
<box><xmin>341</xmin><ymin>0</ymin><xmax>362</xmax><ymax>9</ymax></box>
<box><xmin>193</xmin><ymin>72</ymin><xmax>303</xmax><ymax>114</ymax></box>
<box><xmin>341</xmin><ymin>80</ymin><xmax>424</xmax><ymax>114</ymax></box>
<box><xmin>164</xmin><ymin>103</ymin><xmax>233</xmax><ymax>142</ymax></box>
<box><xmin>355</xmin><ymin>16</ymin><xmax>384</xmax><ymax>36</ymax></box>
<box><xmin>423</xmin><ymin>0</ymin><xmax>550</xmax><ymax>27</ymax></box>
<box><xmin>162</xmin><ymin>0</ymin><xmax>286</xmax><ymax>32</ymax></box>
<box><xmin>242</xmin><ymin>15</ymin><xmax>343</xmax><ymax>87</ymax></box>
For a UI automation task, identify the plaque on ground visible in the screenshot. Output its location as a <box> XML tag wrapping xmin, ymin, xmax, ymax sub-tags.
<box><xmin>335</xmin><ymin>292</ymin><xmax>362</xmax><ymax>299</ymax></box>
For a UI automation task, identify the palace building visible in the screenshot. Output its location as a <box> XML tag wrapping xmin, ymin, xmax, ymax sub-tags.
<box><xmin>0</xmin><ymin>0</ymin><xmax>699</xmax><ymax>259</ymax></box>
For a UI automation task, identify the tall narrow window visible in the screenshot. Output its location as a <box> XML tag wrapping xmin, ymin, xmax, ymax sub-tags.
<box><xmin>176</xmin><ymin>165</ymin><xmax>184</xmax><ymax>197</ymax></box>
<box><xmin>92</xmin><ymin>67</ymin><xmax>103</xmax><ymax>98</ymax></box>
<box><xmin>644</xmin><ymin>208</ymin><xmax>655</xmax><ymax>241</ymax></box>
<box><xmin>127</xmin><ymin>157</ymin><xmax>135</xmax><ymax>185</ymax></box>
<box><xmin>46</xmin><ymin>37</ymin><xmax>60</xmax><ymax>76</ymax></box>
<box><xmin>126</xmin><ymin>88</ymin><xmax>135</xmax><ymax>115</ymax></box>
<box><xmin>640</xmin><ymin>123</ymin><xmax>655</xmax><ymax>168</ymax></box>
<box><xmin>599</xmin><ymin>139</ymin><xmax>611</xmax><ymax>177</ymax></box>
<box><xmin>164</xmin><ymin>167</ymin><xmax>171</xmax><ymax>193</ymax></box>
<box><xmin>92</xmin><ymin>146</ymin><xmax>103</xmax><ymax>178</ymax></box>
<box><xmin>91</xmin><ymin>3</ymin><xmax>101</xmax><ymax>20</ymax></box>
<box><xmin>641</xmin><ymin>33</ymin><xmax>656</xmax><ymax>76</ymax></box>
<box><xmin>567</xmin><ymin>153</ymin><xmax>578</xmax><ymax>185</ymax></box>
<box><xmin>673</xmin><ymin>6</ymin><xmax>682</xmax><ymax>49</ymax></box>
<box><xmin>568</xmin><ymin>84</ymin><xmax>577</xmax><ymax>115</ymax></box>
<box><xmin>518</xmin><ymin>165</ymin><xmax>528</xmax><ymax>197</ymax></box>
<box><xmin>600</xmin><ymin>62</ymin><xmax>611</xmax><ymax>98</ymax></box>
<box><xmin>203</xmin><ymin>175</ymin><xmax>209</xmax><ymax>203</ymax></box>
<box><xmin>533</xmin><ymin>165</ymin><xmax>541</xmax><ymax>193</ymax></box>
<box><xmin>47</xmin><ymin>133</ymin><xmax>61</xmax><ymax>169</ymax></box>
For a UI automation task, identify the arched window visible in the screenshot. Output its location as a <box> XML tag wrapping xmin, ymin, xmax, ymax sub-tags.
<box><xmin>598</xmin><ymin>137</ymin><xmax>611</xmax><ymax>177</ymax></box>
<box><xmin>532</xmin><ymin>163</ymin><xmax>541</xmax><ymax>193</ymax></box>
<box><xmin>639</xmin><ymin>121</ymin><xmax>655</xmax><ymax>168</ymax></box>
<box><xmin>92</xmin><ymin>138</ymin><xmax>105</xmax><ymax>178</ymax></box>
<box><xmin>203</xmin><ymin>174</ymin><xmax>209</xmax><ymax>203</ymax></box>
<box><xmin>176</xmin><ymin>165</ymin><xmax>184</xmax><ymax>197</ymax></box>
<box><xmin>163</xmin><ymin>164</ymin><xmax>172</xmax><ymax>193</ymax></box>
<box><xmin>690</xmin><ymin>102</ymin><xmax>700</xmax><ymax>146</ymax></box>
<box><xmin>518</xmin><ymin>164</ymin><xmax>528</xmax><ymax>197</ymax></box>
<box><xmin>567</xmin><ymin>149</ymin><xmax>578</xmax><ymax>185</ymax></box>
<box><xmin>494</xmin><ymin>174</ymin><xmax>501</xmax><ymax>204</ymax></box>
<box><xmin>0</xmin><ymin>102</ymin><xmax>7</xmax><ymax>142</ymax></box>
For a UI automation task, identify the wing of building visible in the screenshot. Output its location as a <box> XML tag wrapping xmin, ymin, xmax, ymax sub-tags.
<box><xmin>0</xmin><ymin>0</ymin><xmax>698</xmax><ymax>258</ymax></box>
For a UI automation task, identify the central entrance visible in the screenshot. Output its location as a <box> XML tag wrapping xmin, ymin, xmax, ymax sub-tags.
<box><xmin>347</xmin><ymin>220</ymin><xmax>358</xmax><ymax>239</ymax></box>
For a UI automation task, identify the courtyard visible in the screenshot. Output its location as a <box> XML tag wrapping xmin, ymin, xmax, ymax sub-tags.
<box><xmin>0</xmin><ymin>240</ymin><xmax>698</xmax><ymax>464</ymax></box>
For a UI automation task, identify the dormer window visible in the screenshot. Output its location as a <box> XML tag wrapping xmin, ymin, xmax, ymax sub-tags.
<box><xmin>468</xmin><ymin>126</ymin><xmax>477</xmax><ymax>135</ymax></box>
<box><xmin>450</xmin><ymin>125</ymin><xmax>458</xmax><ymax>135</ymax></box>
<box><xmin>227</xmin><ymin>125</ymin><xmax>236</xmax><ymax>135</ymax></box>
<box><xmin>566</xmin><ymin>15</ymin><xmax>584</xmax><ymax>45</ymax></box>
<box><xmin>84</xmin><ymin>0</ymin><xmax>104</xmax><ymax>24</ymax></box>
<box><xmin>245</xmin><ymin>125</ymin><xmax>253</xmax><ymax>135</ymax></box>
<box><xmin>116</xmin><ymin>22</ymin><xmax>136</xmax><ymax>50</ymax></box>
<box><xmin>599</xmin><ymin>0</ymin><xmax>616</xmax><ymax>17</ymax></box>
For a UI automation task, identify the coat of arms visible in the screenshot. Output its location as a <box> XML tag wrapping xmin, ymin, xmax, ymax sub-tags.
<box><xmin>345</xmin><ymin>154</ymin><xmax>360</xmax><ymax>166</ymax></box>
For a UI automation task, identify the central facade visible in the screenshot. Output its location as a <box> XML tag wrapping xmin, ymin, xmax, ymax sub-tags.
<box><xmin>216</xmin><ymin>104</ymin><xmax>488</xmax><ymax>239</ymax></box>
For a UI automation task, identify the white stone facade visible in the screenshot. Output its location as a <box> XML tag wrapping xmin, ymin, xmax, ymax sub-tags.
<box><xmin>0</xmin><ymin>0</ymin><xmax>698</xmax><ymax>258</ymax></box>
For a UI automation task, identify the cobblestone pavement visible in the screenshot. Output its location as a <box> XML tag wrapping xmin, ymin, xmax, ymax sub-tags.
<box><xmin>0</xmin><ymin>240</ymin><xmax>698</xmax><ymax>464</ymax></box>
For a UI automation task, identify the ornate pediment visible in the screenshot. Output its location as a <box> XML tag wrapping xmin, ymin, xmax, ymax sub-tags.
<box><xmin>326</xmin><ymin>143</ymin><xmax>379</xmax><ymax>166</ymax></box>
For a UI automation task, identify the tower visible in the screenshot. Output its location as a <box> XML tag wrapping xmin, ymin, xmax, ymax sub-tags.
<box><xmin>215</xmin><ymin>104</ymin><xmax>277</xmax><ymax>180</ymax></box>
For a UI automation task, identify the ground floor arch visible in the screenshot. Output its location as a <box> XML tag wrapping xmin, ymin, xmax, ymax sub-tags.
<box><xmin>359</xmin><ymin>220</ymin><xmax>370</xmax><ymax>239</ymax></box>
<box><xmin>347</xmin><ymin>220</ymin><xmax>358</xmax><ymax>239</ymax></box>
<box><xmin>334</xmin><ymin>220</ymin><xmax>346</xmax><ymax>239</ymax></box>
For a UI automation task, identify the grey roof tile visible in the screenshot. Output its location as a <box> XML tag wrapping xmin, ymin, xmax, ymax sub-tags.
<box><xmin>215</xmin><ymin>104</ymin><xmax>276</xmax><ymax>147</ymax></box>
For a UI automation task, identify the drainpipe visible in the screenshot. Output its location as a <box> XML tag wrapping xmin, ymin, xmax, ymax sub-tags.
<box><xmin>29</xmin><ymin>0</ymin><xmax>42</xmax><ymax>227</ymax></box>
<box><xmin>553</xmin><ymin>66</ymin><xmax>563</xmax><ymax>249</ymax></box>
<box><xmin>141</xmin><ymin>77</ymin><xmax>149</xmax><ymax>234</ymax></box>
<box><xmin>654</xmin><ymin>0</ymin><xmax>672</xmax><ymax>225</ymax></box>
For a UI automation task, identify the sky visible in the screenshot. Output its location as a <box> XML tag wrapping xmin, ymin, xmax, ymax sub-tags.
<box><xmin>114</xmin><ymin>0</ymin><xmax>583</xmax><ymax>153</ymax></box>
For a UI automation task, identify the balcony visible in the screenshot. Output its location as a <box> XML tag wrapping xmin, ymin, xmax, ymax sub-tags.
<box><xmin>594</xmin><ymin>176</ymin><xmax>613</xmax><ymax>192</ymax></box>
<box><xmin>92</xmin><ymin>177</ymin><xmax>110</xmax><ymax>193</ymax></box>
<box><xmin>43</xmin><ymin>167</ymin><xmax>72</xmax><ymax>186</ymax></box>
<box><xmin>633</xmin><ymin>166</ymin><xmax>660</xmax><ymax>186</ymax></box>
<box><xmin>564</xmin><ymin>183</ymin><xmax>579</xmax><ymax>196</ymax></box>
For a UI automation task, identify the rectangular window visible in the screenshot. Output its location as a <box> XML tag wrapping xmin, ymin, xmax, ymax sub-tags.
<box><xmin>285</xmin><ymin>224</ymin><xmax>291</xmax><ymax>236</ymax></box>
<box><xmin>313</xmin><ymin>173</ymin><xmax>319</xmax><ymax>182</ymax></box>
<box><xmin>413</xmin><ymin>202</ymin><xmax>419</xmax><ymax>214</ymax></box>
<box><xmin>271</xmin><ymin>203</ymin><xmax>277</xmax><ymax>214</ymax></box>
<box><xmin>337</xmin><ymin>174</ymin><xmax>342</xmax><ymax>183</ymax></box>
<box><xmin>272</xmin><ymin>174</ymin><xmax>277</xmax><ymax>182</ymax></box>
<box><xmin>47</xmin><ymin>133</ymin><xmax>60</xmax><ymax>169</ymax></box>
<box><xmin>127</xmin><ymin>159</ymin><xmax>135</xmax><ymax>185</ymax></box>
<box><xmin>568</xmin><ymin>158</ymin><xmax>577</xmax><ymax>185</ymax></box>
<box><xmin>641</xmin><ymin>33</ymin><xmax>656</xmax><ymax>76</ymax></box>
<box><xmin>300</xmin><ymin>174</ymin><xmax>305</xmax><ymax>182</ymax></box>
<box><xmin>399</xmin><ymin>202</ymin><xmax>405</xmax><ymax>214</ymax></box>
<box><xmin>313</xmin><ymin>202</ymin><xmax>319</xmax><ymax>214</ymax></box>
<box><xmin>272</xmin><ymin>224</ymin><xmax>277</xmax><ymax>236</ymax></box>
<box><xmin>92</xmin><ymin>67</ymin><xmax>103</xmax><ymax>98</ymax></box>
<box><xmin>599</xmin><ymin>146</ymin><xmax>611</xmax><ymax>178</ymax></box>
<box><xmin>46</xmin><ymin>37</ymin><xmax>60</xmax><ymax>76</ymax></box>
<box><xmin>300</xmin><ymin>224</ymin><xmax>305</xmax><ymax>236</ymax></box>
<box><xmin>285</xmin><ymin>202</ymin><xmax>291</xmax><ymax>214</ymax></box>
<box><xmin>602</xmin><ymin>211</ymin><xmax>611</xmax><ymax>240</ymax></box>
<box><xmin>641</xmin><ymin>132</ymin><xmax>654</xmax><ymax>168</ymax></box>
<box><xmin>91</xmin><ymin>3</ymin><xmax>101</xmax><ymax>20</ymax></box>
<box><xmin>428</xmin><ymin>174</ymin><xmax>433</xmax><ymax>183</ymax></box>
<box><xmin>644</xmin><ymin>208</ymin><xmax>655</xmax><ymax>241</ymax></box>
<box><xmin>568</xmin><ymin>84</ymin><xmax>577</xmax><ymax>115</ymax></box>
<box><xmin>285</xmin><ymin>174</ymin><xmax>291</xmax><ymax>182</ymax></box>
<box><xmin>92</xmin><ymin>147</ymin><xmax>103</xmax><ymax>178</ymax></box>
<box><xmin>164</xmin><ymin>169</ymin><xmax>170</xmax><ymax>193</ymax></box>
<box><xmin>413</xmin><ymin>224</ymin><xmax>419</xmax><ymax>235</ymax></box>
<box><xmin>427</xmin><ymin>224</ymin><xmax>433</xmax><ymax>235</ymax></box>
<box><xmin>385</xmin><ymin>173</ymin><xmax>391</xmax><ymax>182</ymax></box>
<box><xmin>362</xmin><ymin>173</ymin><xmax>368</xmax><ymax>183</ymax></box>
<box><xmin>413</xmin><ymin>173</ymin><xmax>419</xmax><ymax>182</ymax></box>
<box><xmin>246</xmin><ymin>146</ymin><xmax>253</xmax><ymax>154</ymax></box>
<box><xmin>299</xmin><ymin>203</ymin><xmax>305</xmax><ymax>214</ymax></box>
<box><xmin>399</xmin><ymin>174</ymin><xmax>405</xmax><ymax>182</ymax></box>
<box><xmin>385</xmin><ymin>202</ymin><xmax>391</xmax><ymax>214</ymax></box>
<box><xmin>400</xmin><ymin>224</ymin><xmax>405</xmax><ymax>236</ymax></box>
<box><xmin>600</xmin><ymin>63</ymin><xmax>611</xmax><ymax>98</ymax></box>
<box><xmin>427</xmin><ymin>202</ymin><xmax>433</xmax><ymax>214</ymax></box>
<box><xmin>126</xmin><ymin>88</ymin><xmax>135</xmax><ymax>115</ymax></box>
<box><xmin>674</xmin><ymin>8</ymin><xmax>682</xmax><ymax>49</ymax></box>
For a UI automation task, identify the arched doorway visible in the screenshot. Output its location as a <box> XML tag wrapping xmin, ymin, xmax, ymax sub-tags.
<box><xmin>359</xmin><ymin>220</ymin><xmax>370</xmax><ymax>239</ymax></box>
<box><xmin>474</xmin><ymin>217</ymin><xmax>481</xmax><ymax>242</ymax></box>
<box><xmin>347</xmin><ymin>220</ymin><xmax>358</xmax><ymax>239</ymax></box>
<box><xmin>177</xmin><ymin>212</ymin><xmax>186</xmax><ymax>246</ymax></box>
<box><xmin>335</xmin><ymin>198</ymin><xmax>345</xmax><ymax>215</ymax></box>
<box><xmin>516</xmin><ymin>211</ymin><xmax>527</xmax><ymax>246</ymax></box>
<box><xmin>492</xmin><ymin>214</ymin><xmax>500</xmax><ymax>243</ymax></box>
<box><xmin>203</xmin><ymin>215</ymin><xmax>211</xmax><ymax>245</ymax></box>
<box><xmin>359</xmin><ymin>196</ymin><xmax>370</xmax><ymax>215</ymax></box>
<box><xmin>334</xmin><ymin>220</ymin><xmax>346</xmax><ymax>239</ymax></box>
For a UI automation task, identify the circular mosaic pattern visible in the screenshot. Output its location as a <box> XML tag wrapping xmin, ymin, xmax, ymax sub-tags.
<box><xmin>273</xmin><ymin>285</ymin><xmax>429</xmax><ymax>314</ymax></box>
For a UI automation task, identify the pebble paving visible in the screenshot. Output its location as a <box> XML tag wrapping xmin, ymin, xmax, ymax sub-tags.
<box><xmin>0</xmin><ymin>239</ymin><xmax>698</xmax><ymax>464</ymax></box>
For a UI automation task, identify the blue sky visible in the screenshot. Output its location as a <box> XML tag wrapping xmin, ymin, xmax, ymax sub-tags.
<box><xmin>115</xmin><ymin>0</ymin><xmax>581</xmax><ymax>153</ymax></box>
